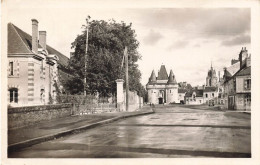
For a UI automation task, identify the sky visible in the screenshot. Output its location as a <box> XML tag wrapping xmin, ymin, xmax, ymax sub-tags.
<box><xmin>4</xmin><ymin>1</ymin><xmax>251</xmax><ymax>87</ymax></box>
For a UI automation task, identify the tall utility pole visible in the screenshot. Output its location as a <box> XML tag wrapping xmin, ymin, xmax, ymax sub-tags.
<box><xmin>124</xmin><ymin>47</ymin><xmax>129</xmax><ymax>111</ymax></box>
<box><xmin>84</xmin><ymin>16</ymin><xmax>90</xmax><ymax>96</ymax></box>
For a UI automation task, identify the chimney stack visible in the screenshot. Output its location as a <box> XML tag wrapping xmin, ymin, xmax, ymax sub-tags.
<box><xmin>31</xmin><ymin>19</ymin><xmax>39</xmax><ymax>53</ymax></box>
<box><xmin>39</xmin><ymin>31</ymin><xmax>46</xmax><ymax>50</ymax></box>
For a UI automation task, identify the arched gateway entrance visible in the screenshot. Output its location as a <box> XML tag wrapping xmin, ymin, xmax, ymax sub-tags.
<box><xmin>158</xmin><ymin>90</ymin><xmax>166</xmax><ymax>104</ymax></box>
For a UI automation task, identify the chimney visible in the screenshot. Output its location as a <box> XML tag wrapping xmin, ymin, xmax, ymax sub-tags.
<box><xmin>31</xmin><ymin>19</ymin><xmax>39</xmax><ymax>53</ymax></box>
<box><xmin>39</xmin><ymin>31</ymin><xmax>46</xmax><ymax>50</ymax></box>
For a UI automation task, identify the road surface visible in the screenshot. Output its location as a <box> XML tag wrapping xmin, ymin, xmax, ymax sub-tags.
<box><xmin>9</xmin><ymin>105</ymin><xmax>251</xmax><ymax>158</ymax></box>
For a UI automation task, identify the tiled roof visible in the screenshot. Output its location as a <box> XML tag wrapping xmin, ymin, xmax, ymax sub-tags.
<box><xmin>235</xmin><ymin>66</ymin><xmax>251</xmax><ymax>76</ymax></box>
<box><xmin>226</xmin><ymin>62</ymin><xmax>240</xmax><ymax>77</ymax></box>
<box><xmin>178</xmin><ymin>89</ymin><xmax>187</xmax><ymax>93</ymax></box>
<box><xmin>204</xmin><ymin>86</ymin><xmax>217</xmax><ymax>92</ymax></box>
<box><xmin>157</xmin><ymin>65</ymin><xmax>168</xmax><ymax>80</ymax></box>
<box><xmin>185</xmin><ymin>89</ymin><xmax>203</xmax><ymax>97</ymax></box>
<box><xmin>8</xmin><ymin>23</ymin><xmax>33</xmax><ymax>54</ymax></box>
<box><xmin>8</xmin><ymin>23</ymin><xmax>69</xmax><ymax>67</ymax></box>
<box><xmin>149</xmin><ymin>70</ymin><xmax>156</xmax><ymax>82</ymax></box>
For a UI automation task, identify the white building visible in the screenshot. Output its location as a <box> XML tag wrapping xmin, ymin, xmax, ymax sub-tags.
<box><xmin>146</xmin><ymin>65</ymin><xmax>179</xmax><ymax>104</ymax></box>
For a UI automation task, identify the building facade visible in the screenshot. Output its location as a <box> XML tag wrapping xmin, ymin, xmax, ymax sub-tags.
<box><xmin>146</xmin><ymin>65</ymin><xmax>179</xmax><ymax>104</ymax></box>
<box><xmin>8</xmin><ymin>19</ymin><xmax>69</xmax><ymax>107</ymax></box>
<box><xmin>223</xmin><ymin>47</ymin><xmax>251</xmax><ymax>110</ymax></box>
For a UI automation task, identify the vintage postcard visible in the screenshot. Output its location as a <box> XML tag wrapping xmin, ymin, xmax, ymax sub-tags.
<box><xmin>1</xmin><ymin>0</ymin><xmax>260</xmax><ymax>164</ymax></box>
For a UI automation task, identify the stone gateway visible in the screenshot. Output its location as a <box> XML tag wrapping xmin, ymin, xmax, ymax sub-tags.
<box><xmin>146</xmin><ymin>65</ymin><xmax>179</xmax><ymax>104</ymax></box>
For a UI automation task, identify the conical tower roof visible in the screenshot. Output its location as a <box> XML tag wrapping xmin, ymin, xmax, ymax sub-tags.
<box><xmin>167</xmin><ymin>70</ymin><xmax>177</xmax><ymax>84</ymax></box>
<box><xmin>149</xmin><ymin>70</ymin><xmax>156</xmax><ymax>83</ymax></box>
<box><xmin>157</xmin><ymin>65</ymin><xmax>168</xmax><ymax>80</ymax></box>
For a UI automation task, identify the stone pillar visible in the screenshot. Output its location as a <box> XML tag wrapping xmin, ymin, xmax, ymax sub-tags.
<box><xmin>116</xmin><ymin>79</ymin><xmax>125</xmax><ymax>111</ymax></box>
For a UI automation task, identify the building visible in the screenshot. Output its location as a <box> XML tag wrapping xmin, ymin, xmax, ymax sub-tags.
<box><xmin>185</xmin><ymin>88</ymin><xmax>204</xmax><ymax>105</ymax></box>
<box><xmin>206</xmin><ymin>63</ymin><xmax>218</xmax><ymax>87</ymax></box>
<box><xmin>178</xmin><ymin>89</ymin><xmax>187</xmax><ymax>104</ymax></box>
<box><xmin>8</xmin><ymin>19</ymin><xmax>70</xmax><ymax>106</ymax></box>
<box><xmin>146</xmin><ymin>65</ymin><xmax>179</xmax><ymax>104</ymax></box>
<box><xmin>223</xmin><ymin>47</ymin><xmax>251</xmax><ymax>110</ymax></box>
<box><xmin>184</xmin><ymin>64</ymin><xmax>224</xmax><ymax>105</ymax></box>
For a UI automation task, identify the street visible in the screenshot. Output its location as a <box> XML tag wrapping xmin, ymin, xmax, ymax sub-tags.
<box><xmin>9</xmin><ymin>105</ymin><xmax>251</xmax><ymax>158</ymax></box>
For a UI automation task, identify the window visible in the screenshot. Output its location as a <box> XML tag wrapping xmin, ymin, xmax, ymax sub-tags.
<box><xmin>212</xmin><ymin>93</ymin><xmax>214</xmax><ymax>97</ymax></box>
<box><xmin>245</xmin><ymin>94</ymin><xmax>251</xmax><ymax>106</ymax></box>
<box><xmin>244</xmin><ymin>79</ymin><xmax>251</xmax><ymax>90</ymax></box>
<box><xmin>190</xmin><ymin>99</ymin><xmax>192</xmax><ymax>101</ymax></box>
<box><xmin>199</xmin><ymin>100</ymin><xmax>201</xmax><ymax>103</ymax></box>
<box><xmin>170</xmin><ymin>90</ymin><xmax>171</xmax><ymax>93</ymax></box>
<box><xmin>41</xmin><ymin>60</ymin><xmax>44</xmax><ymax>73</ymax></box>
<box><xmin>40</xmin><ymin>89</ymin><xmax>45</xmax><ymax>103</ymax></box>
<box><xmin>9</xmin><ymin>88</ymin><xmax>18</xmax><ymax>103</ymax></box>
<box><xmin>9</xmin><ymin>62</ymin><xmax>14</xmax><ymax>76</ymax></box>
<box><xmin>205</xmin><ymin>94</ymin><xmax>208</xmax><ymax>98</ymax></box>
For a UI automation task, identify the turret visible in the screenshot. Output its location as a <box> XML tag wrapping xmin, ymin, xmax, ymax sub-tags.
<box><xmin>167</xmin><ymin>70</ymin><xmax>177</xmax><ymax>84</ymax></box>
<box><xmin>149</xmin><ymin>70</ymin><xmax>156</xmax><ymax>83</ymax></box>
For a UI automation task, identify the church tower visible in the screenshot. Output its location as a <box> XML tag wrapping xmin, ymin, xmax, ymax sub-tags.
<box><xmin>206</xmin><ymin>62</ymin><xmax>218</xmax><ymax>87</ymax></box>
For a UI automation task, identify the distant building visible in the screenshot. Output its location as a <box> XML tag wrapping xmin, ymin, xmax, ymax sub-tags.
<box><xmin>146</xmin><ymin>65</ymin><xmax>179</xmax><ymax>104</ymax></box>
<box><xmin>223</xmin><ymin>47</ymin><xmax>251</xmax><ymax>110</ymax></box>
<box><xmin>184</xmin><ymin>64</ymin><xmax>224</xmax><ymax>105</ymax></box>
<box><xmin>185</xmin><ymin>88</ymin><xmax>204</xmax><ymax>105</ymax></box>
<box><xmin>206</xmin><ymin>63</ymin><xmax>218</xmax><ymax>87</ymax></box>
<box><xmin>8</xmin><ymin>19</ymin><xmax>70</xmax><ymax>106</ymax></box>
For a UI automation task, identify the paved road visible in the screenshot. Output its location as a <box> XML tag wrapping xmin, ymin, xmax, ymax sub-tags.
<box><xmin>9</xmin><ymin>105</ymin><xmax>251</xmax><ymax>158</ymax></box>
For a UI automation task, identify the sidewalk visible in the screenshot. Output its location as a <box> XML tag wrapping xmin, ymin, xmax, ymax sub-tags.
<box><xmin>8</xmin><ymin>106</ymin><xmax>153</xmax><ymax>152</ymax></box>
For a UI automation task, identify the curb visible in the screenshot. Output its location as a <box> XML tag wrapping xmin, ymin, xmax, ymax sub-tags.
<box><xmin>8</xmin><ymin>110</ymin><xmax>154</xmax><ymax>154</ymax></box>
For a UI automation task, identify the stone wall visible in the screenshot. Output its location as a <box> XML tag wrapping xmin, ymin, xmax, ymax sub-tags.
<box><xmin>8</xmin><ymin>104</ymin><xmax>72</xmax><ymax>129</ymax></box>
<box><xmin>124</xmin><ymin>90</ymin><xmax>143</xmax><ymax>112</ymax></box>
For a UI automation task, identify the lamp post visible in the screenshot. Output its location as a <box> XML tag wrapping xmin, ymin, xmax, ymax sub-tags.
<box><xmin>84</xmin><ymin>16</ymin><xmax>90</xmax><ymax>96</ymax></box>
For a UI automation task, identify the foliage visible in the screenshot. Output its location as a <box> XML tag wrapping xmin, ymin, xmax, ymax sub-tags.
<box><xmin>66</xmin><ymin>18</ymin><xmax>146</xmax><ymax>97</ymax></box>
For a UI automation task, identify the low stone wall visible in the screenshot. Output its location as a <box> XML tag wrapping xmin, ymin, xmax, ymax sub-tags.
<box><xmin>8</xmin><ymin>104</ymin><xmax>72</xmax><ymax>129</ymax></box>
<box><xmin>72</xmin><ymin>103</ymin><xmax>116</xmax><ymax>115</ymax></box>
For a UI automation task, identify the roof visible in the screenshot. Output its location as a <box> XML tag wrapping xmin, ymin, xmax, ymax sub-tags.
<box><xmin>185</xmin><ymin>89</ymin><xmax>203</xmax><ymax>97</ymax></box>
<box><xmin>235</xmin><ymin>66</ymin><xmax>251</xmax><ymax>76</ymax></box>
<box><xmin>178</xmin><ymin>89</ymin><xmax>187</xmax><ymax>93</ymax></box>
<box><xmin>8</xmin><ymin>23</ymin><xmax>69</xmax><ymax>67</ymax></box>
<box><xmin>157</xmin><ymin>65</ymin><xmax>168</xmax><ymax>80</ymax></box>
<box><xmin>226</xmin><ymin>62</ymin><xmax>240</xmax><ymax>77</ymax></box>
<box><xmin>149</xmin><ymin>70</ymin><xmax>156</xmax><ymax>82</ymax></box>
<box><xmin>204</xmin><ymin>86</ymin><xmax>217</xmax><ymax>92</ymax></box>
<box><xmin>167</xmin><ymin>70</ymin><xmax>177</xmax><ymax>84</ymax></box>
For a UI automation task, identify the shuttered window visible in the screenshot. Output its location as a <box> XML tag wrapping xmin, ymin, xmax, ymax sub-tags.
<box><xmin>244</xmin><ymin>79</ymin><xmax>251</xmax><ymax>90</ymax></box>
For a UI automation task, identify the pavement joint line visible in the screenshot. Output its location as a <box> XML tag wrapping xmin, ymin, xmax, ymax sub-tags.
<box><xmin>109</xmin><ymin>124</ymin><xmax>251</xmax><ymax>129</ymax></box>
<box><xmin>8</xmin><ymin>110</ymin><xmax>154</xmax><ymax>153</ymax></box>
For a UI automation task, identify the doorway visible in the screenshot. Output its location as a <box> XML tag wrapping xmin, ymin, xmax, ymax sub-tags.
<box><xmin>158</xmin><ymin>98</ymin><xmax>163</xmax><ymax>104</ymax></box>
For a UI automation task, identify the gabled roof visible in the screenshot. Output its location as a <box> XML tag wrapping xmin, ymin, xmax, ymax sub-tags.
<box><xmin>178</xmin><ymin>89</ymin><xmax>187</xmax><ymax>93</ymax></box>
<box><xmin>157</xmin><ymin>65</ymin><xmax>168</xmax><ymax>80</ymax></box>
<box><xmin>204</xmin><ymin>86</ymin><xmax>217</xmax><ymax>92</ymax></box>
<box><xmin>185</xmin><ymin>89</ymin><xmax>203</xmax><ymax>97</ymax></box>
<box><xmin>8</xmin><ymin>23</ymin><xmax>69</xmax><ymax>67</ymax></box>
<box><xmin>8</xmin><ymin>23</ymin><xmax>33</xmax><ymax>54</ymax></box>
<box><xmin>235</xmin><ymin>66</ymin><xmax>251</xmax><ymax>76</ymax></box>
<box><xmin>226</xmin><ymin>62</ymin><xmax>240</xmax><ymax>77</ymax></box>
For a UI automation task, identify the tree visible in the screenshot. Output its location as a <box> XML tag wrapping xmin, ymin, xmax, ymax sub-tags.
<box><xmin>66</xmin><ymin>18</ymin><xmax>146</xmax><ymax>97</ymax></box>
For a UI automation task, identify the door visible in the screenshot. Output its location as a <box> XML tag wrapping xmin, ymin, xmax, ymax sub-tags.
<box><xmin>158</xmin><ymin>98</ymin><xmax>163</xmax><ymax>104</ymax></box>
<box><xmin>228</xmin><ymin>96</ymin><xmax>235</xmax><ymax>110</ymax></box>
